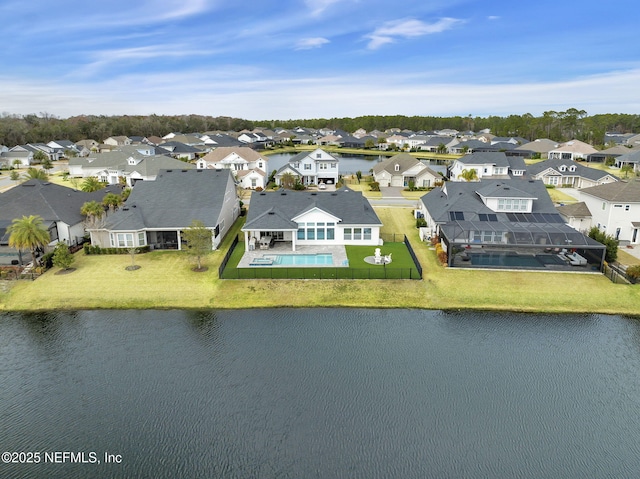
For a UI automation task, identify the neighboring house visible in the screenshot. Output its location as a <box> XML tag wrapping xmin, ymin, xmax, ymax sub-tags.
<box><xmin>104</xmin><ymin>136</ymin><xmax>132</xmax><ymax>146</ymax></box>
<box><xmin>68</xmin><ymin>150</ymin><xmax>194</xmax><ymax>186</ymax></box>
<box><xmin>449</xmin><ymin>139</ymin><xmax>494</xmax><ymax>154</ymax></box>
<box><xmin>418</xmin><ymin>136</ymin><xmax>457</xmax><ymax>152</ymax></box>
<box><xmin>157</xmin><ymin>141</ymin><xmax>204</xmax><ymax>161</ymax></box>
<box><xmin>579</xmin><ymin>179</ymin><xmax>640</xmax><ymax>244</ymax></box>
<box><xmin>275</xmin><ymin>148</ymin><xmax>339</xmax><ymax>186</ymax></box>
<box><xmin>238</xmin><ymin>131</ymin><xmax>268</xmax><ymax>145</ymax></box>
<box><xmin>47</xmin><ymin>140</ymin><xmax>82</xmax><ymax>158</ymax></box>
<box><xmin>548</xmin><ymin>139</ymin><xmax>598</xmax><ymax>161</ymax></box>
<box><xmin>418</xmin><ymin>178</ymin><xmax>606</xmax><ymax>268</ymax></box>
<box><xmin>586</xmin><ymin>145</ymin><xmax>635</xmax><ymax>163</ymax></box>
<box><xmin>612</xmin><ymin>149</ymin><xmax>640</xmax><ymax>172</ymax></box>
<box><xmin>556</xmin><ymin>202</ymin><xmax>592</xmax><ymax>233</ymax></box>
<box><xmin>0</xmin><ymin>180</ymin><xmax>121</xmax><ymax>264</ymax></box>
<box><xmin>88</xmin><ymin>169</ymin><xmax>239</xmax><ymax>251</ymax></box>
<box><xmin>372</xmin><ymin>153</ymin><xmax>441</xmax><ymax>188</ymax></box>
<box><xmin>448</xmin><ymin>152</ymin><xmax>526</xmax><ymax>181</ymax></box>
<box><xmin>196</xmin><ymin>147</ymin><xmax>269</xmax><ymax>189</ymax></box>
<box><xmin>241</xmin><ymin>187</ymin><xmax>382</xmax><ymax>252</ymax></box>
<box><xmin>514</xmin><ymin>139</ymin><xmax>558</xmax><ymax>158</ymax></box>
<box><xmin>528</xmin><ymin>159</ymin><xmax>618</xmax><ymax>188</ymax></box>
<box><xmin>76</xmin><ymin>139</ymin><xmax>100</xmax><ymax>152</ymax></box>
<box><xmin>0</xmin><ymin>149</ymin><xmax>33</xmax><ymax>167</ymax></box>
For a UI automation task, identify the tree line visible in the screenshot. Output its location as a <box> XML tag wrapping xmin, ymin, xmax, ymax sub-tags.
<box><xmin>1</xmin><ymin>110</ymin><xmax>639</xmax><ymax>147</ymax></box>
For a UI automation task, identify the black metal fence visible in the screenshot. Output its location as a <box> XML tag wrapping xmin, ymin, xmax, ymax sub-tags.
<box><xmin>219</xmin><ymin>233</ymin><xmax>423</xmax><ymax>280</ymax></box>
<box><xmin>222</xmin><ymin>266</ymin><xmax>421</xmax><ymax>280</ymax></box>
<box><xmin>403</xmin><ymin>234</ymin><xmax>423</xmax><ymax>279</ymax></box>
<box><xmin>218</xmin><ymin>235</ymin><xmax>239</xmax><ymax>278</ymax></box>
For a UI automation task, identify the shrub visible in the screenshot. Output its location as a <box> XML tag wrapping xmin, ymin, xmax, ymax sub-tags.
<box><xmin>84</xmin><ymin>245</ymin><xmax>150</xmax><ymax>255</ymax></box>
<box><xmin>435</xmin><ymin>243</ymin><xmax>448</xmax><ymax>265</ymax></box>
<box><xmin>626</xmin><ymin>265</ymin><xmax>640</xmax><ymax>282</ymax></box>
<box><xmin>370</xmin><ymin>181</ymin><xmax>380</xmax><ymax>191</ymax></box>
<box><xmin>416</xmin><ymin>217</ymin><xmax>427</xmax><ymax>228</ymax></box>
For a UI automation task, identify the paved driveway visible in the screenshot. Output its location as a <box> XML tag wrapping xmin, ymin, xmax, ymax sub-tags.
<box><xmin>380</xmin><ymin>186</ymin><xmax>405</xmax><ymax>198</ymax></box>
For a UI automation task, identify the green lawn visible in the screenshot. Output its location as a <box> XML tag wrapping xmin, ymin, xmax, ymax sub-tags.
<box><xmin>2</xmin><ymin>207</ymin><xmax>640</xmax><ymax>314</ymax></box>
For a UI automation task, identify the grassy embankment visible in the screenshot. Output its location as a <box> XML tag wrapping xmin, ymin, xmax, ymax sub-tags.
<box><xmin>1</xmin><ymin>207</ymin><xmax>639</xmax><ymax>314</ymax></box>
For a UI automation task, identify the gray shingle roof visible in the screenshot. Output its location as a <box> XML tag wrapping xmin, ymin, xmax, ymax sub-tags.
<box><xmin>528</xmin><ymin>159</ymin><xmax>618</xmax><ymax>181</ymax></box>
<box><xmin>580</xmin><ymin>179</ymin><xmax>640</xmax><ymax>202</ymax></box>
<box><xmin>103</xmin><ymin>169</ymin><xmax>234</xmax><ymax>230</ymax></box>
<box><xmin>0</xmin><ymin>180</ymin><xmax>120</xmax><ymax>227</ymax></box>
<box><xmin>243</xmin><ymin>188</ymin><xmax>381</xmax><ymax>231</ymax></box>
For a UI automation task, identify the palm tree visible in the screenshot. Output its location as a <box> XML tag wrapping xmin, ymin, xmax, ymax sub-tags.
<box><xmin>7</xmin><ymin>215</ymin><xmax>51</xmax><ymax>267</ymax></box>
<box><xmin>81</xmin><ymin>200</ymin><xmax>105</xmax><ymax>221</ymax></box>
<box><xmin>102</xmin><ymin>192</ymin><xmax>122</xmax><ymax>212</ymax></box>
<box><xmin>25</xmin><ymin>167</ymin><xmax>48</xmax><ymax>181</ymax></box>
<box><xmin>81</xmin><ymin>176</ymin><xmax>106</xmax><ymax>192</ymax></box>
<box><xmin>458</xmin><ymin>168</ymin><xmax>479</xmax><ymax>182</ymax></box>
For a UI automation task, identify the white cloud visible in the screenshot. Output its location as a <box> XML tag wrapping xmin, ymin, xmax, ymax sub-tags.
<box><xmin>487</xmin><ymin>15</ymin><xmax>500</xmax><ymax>21</ymax></box>
<box><xmin>365</xmin><ymin>17</ymin><xmax>464</xmax><ymax>50</ymax></box>
<box><xmin>295</xmin><ymin>37</ymin><xmax>330</xmax><ymax>50</ymax></box>
<box><xmin>304</xmin><ymin>0</ymin><xmax>343</xmax><ymax>16</ymax></box>
<box><xmin>2</xmin><ymin>68</ymin><xmax>640</xmax><ymax>120</ymax></box>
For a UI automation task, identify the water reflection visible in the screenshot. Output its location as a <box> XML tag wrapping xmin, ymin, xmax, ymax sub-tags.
<box><xmin>1</xmin><ymin>309</ymin><xmax>640</xmax><ymax>478</ymax></box>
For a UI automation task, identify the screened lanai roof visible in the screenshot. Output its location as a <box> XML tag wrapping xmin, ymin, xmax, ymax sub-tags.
<box><xmin>441</xmin><ymin>218</ymin><xmax>604</xmax><ymax>249</ymax></box>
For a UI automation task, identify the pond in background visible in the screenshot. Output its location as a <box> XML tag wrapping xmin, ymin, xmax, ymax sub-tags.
<box><xmin>2</xmin><ymin>308</ymin><xmax>640</xmax><ymax>478</ymax></box>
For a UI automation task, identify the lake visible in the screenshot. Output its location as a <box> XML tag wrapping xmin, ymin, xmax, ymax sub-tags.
<box><xmin>2</xmin><ymin>309</ymin><xmax>640</xmax><ymax>478</ymax></box>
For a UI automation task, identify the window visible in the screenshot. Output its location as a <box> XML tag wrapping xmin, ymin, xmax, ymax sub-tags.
<box><xmin>316</xmin><ymin>153</ymin><xmax>321</xmax><ymax>158</ymax></box>
<box><xmin>497</xmin><ymin>199</ymin><xmax>528</xmax><ymax>212</ymax></box>
<box><xmin>331</xmin><ymin>163</ymin><xmax>336</xmax><ymax>168</ymax></box>
<box><xmin>353</xmin><ymin>228</ymin><xmax>362</xmax><ymax>240</ymax></box>
<box><xmin>258</xmin><ymin>162</ymin><xmax>263</xmax><ymax>169</ymax></box>
<box><xmin>304</xmin><ymin>164</ymin><xmax>311</xmax><ymax>170</ymax></box>
<box><xmin>138</xmin><ymin>232</ymin><xmax>146</xmax><ymax>246</ymax></box>
<box><xmin>344</xmin><ymin>228</ymin><xmax>352</xmax><ymax>240</ymax></box>
<box><xmin>364</xmin><ymin>228</ymin><xmax>371</xmax><ymax>240</ymax></box>
<box><xmin>394</xmin><ymin>164</ymin><xmax>400</xmax><ymax>171</ymax></box>
<box><xmin>297</xmin><ymin>227</ymin><xmax>305</xmax><ymax>240</ymax></box>
<box><xmin>626</xmin><ymin>205</ymin><xmax>630</xmax><ymax>211</ymax></box>
<box><xmin>319</xmin><ymin>163</ymin><xmax>327</xmax><ymax>170</ymax></box>
<box><xmin>111</xmin><ymin>233</ymin><xmax>134</xmax><ymax>247</ymax></box>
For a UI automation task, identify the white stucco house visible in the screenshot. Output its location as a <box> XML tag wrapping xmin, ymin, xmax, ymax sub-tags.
<box><xmin>579</xmin><ymin>179</ymin><xmax>640</xmax><ymax>243</ymax></box>
<box><xmin>196</xmin><ymin>147</ymin><xmax>269</xmax><ymax>189</ymax></box>
<box><xmin>274</xmin><ymin>148</ymin><xmax>339</xmax><ymax>186</ymax></box>
<box><xmin>372</xmin><ymin>153</ymin><xmax>441</xmax><ymax>188</ymax></box>
<box><xmin>241</xmin><ymin>188</ymin><xmax>382</xmax><ymax>251</ymax></box>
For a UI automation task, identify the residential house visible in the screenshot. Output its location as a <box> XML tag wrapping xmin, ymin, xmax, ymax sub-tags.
<box><xmin>0</xmin><ymin>180</ymin><xmax>122</xmax><ymax>264</ymax></box>
<box><xmin>449</xmin><ymin>139</ymin><xmax>493</xmax><ymax>154</ymax></box>
<box><xmin>612</xmin><ymin>149</ymin><xmax>640</xmax><ymax>173</ymax></box>
<box><xmin>275</xmin><ymin>148</ymin><xmax>339</xmax><ymax>187</ymax></box>
<box><xmin>586</xmin><ymin>145</ymin><xmax>635</xmax><ymax>163</ymax></box>
<box><xmin>418</xmin><ymin>178</ymin><xmax>606</xmax><ymax>269</ymax></box>
<box><xmin>76</xmin><ymin>139</ymin><xmax>99</xmax><ymax>153</ymax></box>
<box><xmin>556</xmin><ymin>202</ymin><xmax>592</xmax><ymax>233</ymax></box>
<box><xmin>514</xmin><ymin>139</ymin><xmax>558</xmax><ymax>158</ymax></box>
<box><xmin>88</xmin><ymin>169</ymin><xmax>239</xmax><ymax>251</ymax></box>
<box><xmin>448</xmin><ymin>152</ymin><xmax>526</xmax><ymax>181</ymax></box>
<box><xmin>68</xmin><ymin>148</ymin><xmax>195</xmax><ymax>186</ymax></box>
<box><xmin>157</xmin><ymin>141</ymin><xmax>204</xmax><ymax>161</ymax></box>
<box><xmin>196</xmin><ymin>147</ymin><xmax>269</xmax><ymax>189</ymax></box>
<box><xmin>579</xmin><ymin>179</ymin><xmax>640</xmax><ymax>244</ymax></box>
<box><xmin>528</xmin><ymin>159</ymin><xmax>618</xmax><ymax>188</ymax></box>
<box><xmin>103</xmin><ymin>136</ymin><xmax>132</xmax><ymax>147</ymax></box>
<box><xmin>242</xmin><ymin>187</ymin><xmax>382</xmax><ymax>252</ymax></box>
<box><xmin>548</xmin><ymin>139</ymin><xmax>598</xmax><ymax>161</ymax></box>
<box><xmin>372</xmin><ymin>153</ymin><xmax>441</xmax><ymax>188</ymax></box>
<box><xmin>0</xmin><ymin>149</ymin><xmax>33</xmax><ymax>167</ymax></box>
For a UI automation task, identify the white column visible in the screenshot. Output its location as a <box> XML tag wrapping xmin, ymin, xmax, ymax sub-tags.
<box><xmin>244</xmin><ymin>230</ymin><xmax>249</xmax><ymax>252</ymax></box>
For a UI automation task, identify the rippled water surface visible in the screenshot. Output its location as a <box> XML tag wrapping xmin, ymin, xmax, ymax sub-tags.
<box><xmin>2</xmin><ymin>309</ymin><xmax>640</xmax><ymax>478</ymax></box>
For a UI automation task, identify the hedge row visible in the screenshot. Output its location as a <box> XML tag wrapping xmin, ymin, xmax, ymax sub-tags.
<box><xmin>84</xmin><ymin>244</ymin><xmax>150</xmax><ymax>255</ymax></box>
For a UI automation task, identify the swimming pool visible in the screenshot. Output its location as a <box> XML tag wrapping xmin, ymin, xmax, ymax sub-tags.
<box><xmin>468</xmin><ymin>253</ymin><xmax>567</xmax><ymax>268</ymax></box>
<box><xmin>265</xmin><ymin>253</ymin><xmax>334</xmax><ymax>266</ymax></box>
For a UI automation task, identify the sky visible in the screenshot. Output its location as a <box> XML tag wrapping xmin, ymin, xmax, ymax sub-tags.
<box><xmin>1</xmin><ymin>0</ymin><xmax>639</xmax><ymax>121</ymax></box>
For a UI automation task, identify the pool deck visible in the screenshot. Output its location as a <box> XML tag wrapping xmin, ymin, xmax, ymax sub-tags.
<box><xmin>238</xmin><ymin>243</ymin><xmax>349</xmax><ymax>268</ymax></box>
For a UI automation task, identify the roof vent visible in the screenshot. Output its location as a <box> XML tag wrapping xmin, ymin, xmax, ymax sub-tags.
<box><xmin>123</xmin><ymin>207</ymin><xmax>129</xmax><ymax>211</ymax></box>
<box><xmin>166</xmin><ymin>169</ymin><xmax>173</xmax><ymax>172</ymax></box>
<box><xmin>331</xmin><ymin>193</ymin><xmax>337</xmax><ymax>196</ymax></box>
<box><xmin>311</xmin><ymin>192</ymin><xmax>317</xmax><ymax>196</ymax></box>
<box><xmin>268</xmin><ymin>211</ymin><xmax>275</xmax><ymax>215</ymax></box>
<box><xmin>281</xmin><ymin>192</ymin><xmax>287</xmax><ymax>195</ymax></box>
<box><xmin>181</xmin><ymin>169</ymin><xmax>188</xmax><ymax>172</ymax></box>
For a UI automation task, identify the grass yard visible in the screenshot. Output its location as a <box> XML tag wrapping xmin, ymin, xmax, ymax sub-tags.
<box><xmin>2</xmin><ymin>207</ymin><xmax>640</xmax><ymax>314</ymax></box>
<box><xmin>546</xmin><ymin>187</ymin><xmax>579</xmax><ymax>204</ymax></box>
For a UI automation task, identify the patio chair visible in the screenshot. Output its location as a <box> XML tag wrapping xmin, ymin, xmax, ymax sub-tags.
<box><xmin>384</xmin><ymin>253</ymin><xmax>392</xmax><ymax>264</ymax></box>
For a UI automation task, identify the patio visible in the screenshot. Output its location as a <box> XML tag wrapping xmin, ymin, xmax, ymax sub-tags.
<box><xmin>238</xmin><ymin>242</ymin><xmax>349</xmax><ymax>268</ymax></box>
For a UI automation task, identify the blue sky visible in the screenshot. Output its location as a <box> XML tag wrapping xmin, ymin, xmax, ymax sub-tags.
<box><xmin>1</xmin><ymin>0</ymin><xmax>639</xmax><ymax>120</ymax></box>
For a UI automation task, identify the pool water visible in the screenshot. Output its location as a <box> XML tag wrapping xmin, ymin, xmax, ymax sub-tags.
<box><xmin>469</xmin><ymin>253</ymin><xmax>566</xmax><ymax>268</ymax></box>
<box><xmin>267</xmin><ymin>253</ymin><xmax>334</xmax><ymax>266</ymax></box>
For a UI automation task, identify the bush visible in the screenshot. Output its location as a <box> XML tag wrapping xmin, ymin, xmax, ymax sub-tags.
<box><xmin>545</xmin><ymin>184</ymin><xmax>556</xmax><ymax>189</ymax></box>
<box><xmin>435</xmin><ymin>243</ymin><xmax>448</xmax><ymax>265</ymax></box>
<box><xmin>370</xmin><ymin>181</ymin><xmax>380</xmax><ymax>191</ymax></box>
<box><xmin>84</xmin><ymin>244</ymin><xmax>150</xmax><ymax>255</ymax></box>
<box><xmin>41</xmin><ymin>252</ymin><xmax>55</xmax><ymax>269</ymax></box>
<box><xmin>626</xmin><ymin>265</ymin><xmax>640</xmax><ymax>282</ymax></box>
<box><xmin>416</xmin><ymin>217</ymin><xmax>427</xmax><ymax>228</ymax></box>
